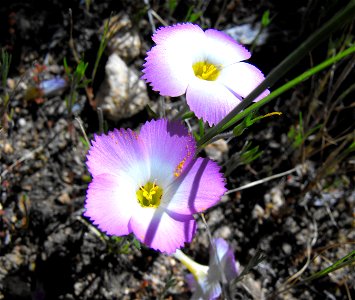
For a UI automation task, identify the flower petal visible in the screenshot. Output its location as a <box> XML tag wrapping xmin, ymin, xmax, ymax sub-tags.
<box><xmin>186</xmin><ymin>76</ymin><xmax>241</xmax><ymax>125</ymax></box>
<box><xmin>142</xmin><ymin>23</ymin><xmax>206</xmax><ymax>97</ymax></box>
<box><xmin>205</xmin><ymin>29</ymin><xmax>251</xmax><ymax>66</ymax></box>
<box><xmin>152</xmin><ymin>23</ymin><xmax>205</xmax><ymax>46</ymax></box>
<box><xmin>139</xmin><ymin>119</ymin><xmax>196</xmax><ymax>188</ymax></box>
<box><xmin>217</xmin><ymin>62</ymin><xmax>269</xmax><ymax>101</ymax></box>
<box><xmin>129</xmin><ymin>207</ymin><xmax>196</xmax><ymax>254</ymax></box>
<box><xmin>185</xmin><ymin>274</ymin><xmax>198</xmax><ymax>291</ymax></box>
<box><xmin>142</xmin><ymin>46</ymin><xmax>192</xmax><ymax>96</ymax></box>
<box><xmin>208</xmin><ymin>238</ymin><xmax>238</xmax><ymax>282</ymax></box>
<box><xmin>189</xmin><ymin>274</ymin><xmax>222</xmax><ymax>300</ymax></box>
<box><xmin>163</xmin><ymin>157</ymin><xmax>226</xmax><ymax>214</ymax></box>
<box><xmin>86</xmin><ymin>128</ymin><xmax>149</xmax><ymax>185</ymax></box>
<box><xmin>84</xmin><ymin>173</ymin><xmax>138</xmax><ymax>236</ymax></box>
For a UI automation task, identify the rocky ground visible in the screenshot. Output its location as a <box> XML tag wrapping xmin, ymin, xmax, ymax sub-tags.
<box><xmin>0</xmin><ymin>0</ymin><xmax>354</xmax><ymax>299</ymax></box>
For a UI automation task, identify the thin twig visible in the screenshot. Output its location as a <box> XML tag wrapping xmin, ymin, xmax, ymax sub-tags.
<box><xmin>68</xmin><ymin>8</ymin><xmax>80</xmax><ymax>63</ymax></box>
<box><xmin>143</xmin><ymin>0</ymin><xmax>156</xmax><ymax>33</ymax></box>
<box><xmin>150</xmin><ymin>10</ymin><xmax>169</xmax><ymax>27</ymax></box>
<box><xmin>226</xmin><ymin>165</ymin><xmax>302</xmax><ymax>195</ymax></box>
<box><xmin>97</xmin><ymin>107</ymin><xmax>104</xmax><ymax>134</ymax></box>
<box><xmin>75</xmin><ymin>116</ymin><xmax>90</xmax><ymax>146</ymax></box>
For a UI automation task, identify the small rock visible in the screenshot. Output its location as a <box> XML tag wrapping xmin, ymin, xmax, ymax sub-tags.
<box><xmin>95</xmin><ymin>53</ymin><xmax>149</xmax><ymax>121</ymax></box>
<box><xmin>214</xmin><ymin>225</ymin><xmax>232</xmax><ymax>239</ymax></box>
<box><xmin>264</xmin><ymin>187</ymin><xmax>285</xmax><ymax>215</ymax></box>
<box><xmin>7</xmin><ymin>78</ymin><xmax>16</xmax><ymax>90</ymax></box>
<box><xmin>57</xmin><ymin>192</ymin><xmax>71</xmax><ymax>205</ymax></box>
<box><xmin>102</xmin><ymin>14</ymin><xmax>141</xmax><ymax>61</ymax></box>
<box><xmin>205</xmin><ymin>139</ymin><xmax>229</xmax><ymax>162</ymax></box>
<box><xmin>18</xmin><ymin>118</ymin><xmax>26</xmax><ymax>127</ymax></box>
<box><xmin>3</xmin><ymin>143</ymin><xmax>14</xmax><ymax>154</ymax></box>
<box><xmin>225</xmin><ymin>23</ymin><xmax>269</xmax><ymax>46</ymax></box>
<box><xmin>242</xmin><ymin>275</ymin><xmax>265</xmax><ymax>300</ymax></box>
<box><xmin>282</xmin><ymin>243</ymin><xmax>292</xmax><ymax>255</ymax></box>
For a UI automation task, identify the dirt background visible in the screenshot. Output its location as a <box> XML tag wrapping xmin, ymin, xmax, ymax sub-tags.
<box><xmin>0</xmin><ymin>0</ymin><xmax>354</xmax><ymax>299</ymax></box>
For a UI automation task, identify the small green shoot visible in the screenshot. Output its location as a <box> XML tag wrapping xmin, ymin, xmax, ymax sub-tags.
<box><xmin>193</xmin><ymin>119</ymin><xmax>205</xmax><ymax>141</ymax></box>
<box><xmin>64</xmin><ymin>58</ymin><xmax>89</xmax><ymax>119</ymax></box>
<box><xmin>198</xmin><ymin>119</ymin><xmax>205</xmax><ymax>137</ymax></box>
<box><xmin>107</xmin><ymin>235</ymin><xmax>141</xmax><ymax>254</ymax></box>
<box><xmin>181</xmin><ymin>111</ymin><xmax>195</xmax><ymax>120</ymax></box>
<box><xmin>224</xmin><ymin>141</ymin><xmax>264</xmax><ymax>176</ymax></box>
<box><xmin>0</xmin><ymin>49</ymin><xmax>12</xmax><ymax>128</ymax></box>
<box><xmin>132</xmin><ymin>237</ymin><xmax>141</xmax><ymax>250</ymax></box>
<box><xmin>79</xmin><ymin>135</ymin><xmax>90</xmax><ymax>150</ymax></box>
<box><xmin>185</xmin><ymin>5</ymin><xmax>202</xmax><ymax>23</ymax></box>
<box><xmin>287</xmin><ymin>112</ymin><xmax>321</xmax><ymax>148</ymax></box>
<box><xmin>233</xmin><ymin>111</ymin><xmax>282</xmax><ymax>137</ymax></box>
<box><xmin>275</xmin><ymin>250</ymin><xmax>355</xmax><ymax>296</ymax></box>
<box><xmin>240</xmin><ymin>142</ymin><xmax>264</xmax><ymax>165</ymax></box>
<box><xmin>261</xmin><ymin>10</ymin><xmax>271</xmax><ymax>27</ymax></box>
<box><xmin>167</xmin><ymin>0</ymin><xmax>178</xmax><ymax>16</ymax></box>
<box><xmin>1</xmin><ymin>49</ymin><xmax>11</xmax><ymax>90</ymax></box>
<box><xmin>91</xmin><ymin>15</ymin><xmax>112</xmax><ymax>84</ymax></box>
<box><xmin>303</xmin><ymin>250</ymin><xmax>355</xmax><ymax>283</ymax></box>
<box><xmin>250</xmin><ymin>10</ymin><xmax>272</xmax><ymax>52</ymax></box>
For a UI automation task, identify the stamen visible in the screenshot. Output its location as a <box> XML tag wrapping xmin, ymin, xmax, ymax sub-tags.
<box><xmin>192</xmin><ymin>61</ymin><xmax>221</xmax><ymax>81</ymax></box>
<box><xmin>136</xmin><ymin>182</ymin><xmax>163</xmax><ymax>208</ymax></box>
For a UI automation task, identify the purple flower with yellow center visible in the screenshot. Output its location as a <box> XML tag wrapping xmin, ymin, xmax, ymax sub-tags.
<box><xmin>84</xmin><ymin>119</ymin><xmax>226</xmax><ymax>254</ymax></box>
<box><xmin>142</xmin><ymin>23</ymin><xmax>270</xmax><ymax>126</ymax></box>
<box><xmin>173</xmin><ymin>238</ymin><xmax>239</xmax><ymax>300</ymax></box>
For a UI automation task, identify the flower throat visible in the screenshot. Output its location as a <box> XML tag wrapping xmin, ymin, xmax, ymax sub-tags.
<box><xmin>136</xmin><ymin>182</ymin><xmax>163</xmax><ymax>208</ymax></box>
<box><xmin>192</xmin><ymin>61</ymin><xmax>220</xmax><ymax>81</ymax></box>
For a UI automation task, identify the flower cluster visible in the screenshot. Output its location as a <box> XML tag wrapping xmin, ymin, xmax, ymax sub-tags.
<box><xmin>85</xmin><ymin>21</ymin><xmax>262</xmax><ymax>274</ymax></box>
<box><xmin>84</xmin><ymin>119</ymin><xmax>226</xmax><ymax>254</ymax></box>
<box><xmin>142</xmin><ymin>23</ymin><xmax>269</xmax><ymax>125</ymax></box>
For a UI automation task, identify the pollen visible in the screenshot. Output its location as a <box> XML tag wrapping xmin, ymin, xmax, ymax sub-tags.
<box><xmin>174</xmin><ymin>158</ymin><xmax>187</xmax><ymax>177</ymax></box>
<box><xmin>174</xmin><ymin>146</ymin><xmax>193</xmax><ymax>177</ymax></box>
<box><xmin>192</xmin><ymin>61</ymin><xmax>220</xmax><ymax>81</ymax></box>
<box><xmin>136</xmin><ymin>182</ymin><xmax>163</xmax><ymax>208</ymax></box>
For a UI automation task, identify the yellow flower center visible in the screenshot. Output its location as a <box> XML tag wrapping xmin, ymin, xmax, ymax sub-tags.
<box><xmin>192</xmin><ymin>61</ymin><xmax>220</xmax><ymax>81</ymax></box>
<box><xmin>136</xmin><ymin>182</ymin><xmax>163</xmax><ymax>208</ymax></box>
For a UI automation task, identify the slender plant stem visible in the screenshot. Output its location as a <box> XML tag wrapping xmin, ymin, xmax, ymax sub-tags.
<box><xmin>197</xmin><ymin>1</ymin><xmax>355</xmax><ymax>149</ymax></box>
<box><xmin>225</xmin><ymin>165</ymin><xmax>301</xmax><ymax>194</ymax></box>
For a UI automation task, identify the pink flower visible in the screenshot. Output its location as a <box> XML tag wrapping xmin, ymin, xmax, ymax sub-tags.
<box><xmin>84</xmin><ymin>119</ymin><xmax>226</xmax><ymax>254</ymax></box>
<box><xmin>142</xmin><ymin>23</ymin><xmax>269</xmax><ymax>126</ymax></box>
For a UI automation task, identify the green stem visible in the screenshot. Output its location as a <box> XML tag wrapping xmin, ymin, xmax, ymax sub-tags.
<box><xmin>197</xmin><ymin>1</ymin><xmax>355</xmax><ymax>149</ymax></box>
<box><xmin>223</xmin><ymin>46</ymin><xmax>354</xmax><ymax>137</ymax></box>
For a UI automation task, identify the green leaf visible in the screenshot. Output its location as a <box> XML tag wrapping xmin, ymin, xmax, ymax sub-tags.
<box><xmin>63</xmin><ymin>57</ymin><xmax>71</xmax><ymax>76</ymax></box>
<box><xmin>261</xmin><ymin>10</ymin><xmax>271</xmax><ymax>27</ymax></box>
<box><xmin>1</xmin><ymin>49</ymin><xmax>12</xmax><ymax>90</ymax></box>
<box><xmin>181</xmin><ymin>111</ymin><xmax>195</xmax><ymax>120</ymax></box>
<box><xmin>167</xmin><ymin>0</ymin><xmax>178</xmax><ymax>15</ymax></box>
<box><xmin>132</xmin><ymin>237</ymin><xmax>141</xmax><ymax>250</ymax></box>
<box><xmin>240</xmin><ymin>142</ymin><xmax>263</xmax><ymax>165</ymax></box>
<box><xmin>198</xmin><ymin>119</ymin><xmax>205</xmax><ymax>137</ymax></box>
